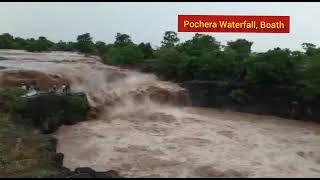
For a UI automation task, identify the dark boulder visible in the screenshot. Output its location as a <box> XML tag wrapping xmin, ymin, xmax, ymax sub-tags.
<box><xmin>70</xmin><ymin>167</ymin><xmax>122</xmax><ymax>178</ymax></box>
<box><xmin>74</xmin><ymin>167</ymin><xmax>96</xmax><ymax>177</ymax></box>
<box><xmin>70</xmin><ymin>173</ymin><xmax>95</xmax><ymax>178</ymax></box>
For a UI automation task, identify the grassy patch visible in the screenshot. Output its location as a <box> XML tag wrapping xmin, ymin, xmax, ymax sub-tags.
<box><xmin>0</xmin><ymin>113</ymin><xmax>60</xmax><ymax>178</ymax></box>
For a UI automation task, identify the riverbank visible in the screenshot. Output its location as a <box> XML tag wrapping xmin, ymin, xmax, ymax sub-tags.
<box><xmin>0</xmin><ymin>89</ymin><xmax>121</xmax><ymax>178</ymax></box>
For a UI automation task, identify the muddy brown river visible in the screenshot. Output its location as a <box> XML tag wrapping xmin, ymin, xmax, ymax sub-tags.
<box><xmin>1</xmin><ymin>50</ymin><xmax>320</xmax><ymax>178</ymax></box>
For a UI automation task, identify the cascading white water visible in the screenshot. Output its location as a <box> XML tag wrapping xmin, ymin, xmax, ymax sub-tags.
<box><xmin>1</xmin><ymin>49</ymin><xmax>320</xmax><ymax>178</ymax></box>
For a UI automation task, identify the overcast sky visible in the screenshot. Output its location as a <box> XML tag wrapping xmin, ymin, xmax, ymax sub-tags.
<box><xmin>0</xmin><ymin>2</ymin><xmax>319</xmax><ymax>52</ymax></box>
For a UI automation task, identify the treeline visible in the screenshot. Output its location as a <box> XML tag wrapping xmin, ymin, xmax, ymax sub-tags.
<box><xmin>0</xmin><ymin>33</ymin><xmax>75</xmax><ymax>52</ymax></box>
<box><xmin>1</xmin><ymin>32</ymin><xmax>320</xmax><ymax>101</ymax></box>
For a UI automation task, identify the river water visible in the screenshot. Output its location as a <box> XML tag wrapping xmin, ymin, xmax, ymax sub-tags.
<box><xmin>1</xmin><ymin>50</ymin><xmax>320</xmax><ymax>178</ymax></box>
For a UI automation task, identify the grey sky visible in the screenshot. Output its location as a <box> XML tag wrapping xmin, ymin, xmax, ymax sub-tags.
<box><xmin>0</xmin><ymin>2</ymin><xmax>319</xmax><ymax>52</ymax></box>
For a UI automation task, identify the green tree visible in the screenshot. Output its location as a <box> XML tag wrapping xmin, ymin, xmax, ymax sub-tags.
<box><xmin>0</xmin><ymin>33</ymin><xmax>15</xmax><ymax>49</ymax></box>
<box><xmin>220</xmin><ymin>39</ymin><xmax>254</xmax><ymax>81</ymax></box>
<box><xmin>114</xmin><ymin>33</ymin><xmax>133</xmax><ymax>46</ymax></box>
<box><xmin>178</xmin><ymin>33</ymin><xmax>221</xmax><ymax>56</ymax></box>
<box><xmin>23</xmin><ymin>37</ymin><xmax>50</xmax><ymax>52</ymax></box>
<box><xmin>161</xmin><ymin>31</ymin><xmax>179</xmax><ymax>47</ymax></box>
<box><xmin>154</xmin><ymin>47</ymin><xmax>187</xmax><ymax>80</ymax></box>
<box><xmin>94</xmin><ymin>41</ymin><xmax>110</xmax><ymax>56</ymax></box>
<box><xmin>25</xmin><ymin>38</ymin><xmax>40</xmax><ymax>52</ymax></box>
<box><xmin>301</xmin><ymin>53</ymin><xmax>320</xmax><ymax>99</ymax></box>
<box><xmin>246</xmin><ymin>48</ymin><xmax>302</xmax><ymax>85</ymax></box>
<box><xmin>55</xmin><ymin>40</ymin><xmax>70</xmax><ymax>51</ymax></box>
<box><xmin>302</xmin><ymin>43</ymin><xmax>317</xmax><ymax>56</ymax></box>
<box><xmin>37</xmin><ymin>36</ymin><xmax>54</xmax><ymax>51</ymax></box>
<box><xmin>106</xmin><ymin>45</ymin><xmax>144</xmax><ymax>66</ymax></box>
<box><xmin>138</xmin><ymin>42</ymin><xmax>154</xmax><ymax>59</ymax></box>
<box><xmin>173</xmin><ymin>33</ymin><xmax>223</xmax><ymax>80</ymax></box>
<box><xmin>226</xmin><ymin>39</ymin><xmax>253</xmax><ymax>61</ymax></box>
<box><xmin>76</xmin><ymin>33</ymin><xmax>94</xmax><ymax>56</ymax></box>
<box><xmin>14</xmin><ymin>37</ymin><xmax>28</xmax><ymax>49</ymax></box>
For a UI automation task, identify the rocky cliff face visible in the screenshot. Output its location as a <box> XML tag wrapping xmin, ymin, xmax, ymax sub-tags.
<box><xmin>183</xmin><ymin>80</ymin><xmax>320</xmax><ymax>121</ymax></box>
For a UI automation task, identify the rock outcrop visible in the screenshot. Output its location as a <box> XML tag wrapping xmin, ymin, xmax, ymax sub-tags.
<box><xmin>53</xmin><ymin>167</ymin><xmax>122</xmax><ymax>178</ymax></box>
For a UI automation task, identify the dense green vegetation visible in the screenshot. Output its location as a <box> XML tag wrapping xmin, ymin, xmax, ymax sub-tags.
<box><xmin>0</xmin><ymin>88</ymin><xmax>28</xmax><ymax>113</ymax></box>
<box><xmin>0</xmin><ymin>88</ymin><xmax>90</xmax><ymax>133</ymax></box>
<box><xmin>1</xmin><ymin>32</ymin><xmax>320</xmax><ymax>102</ymax></box>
